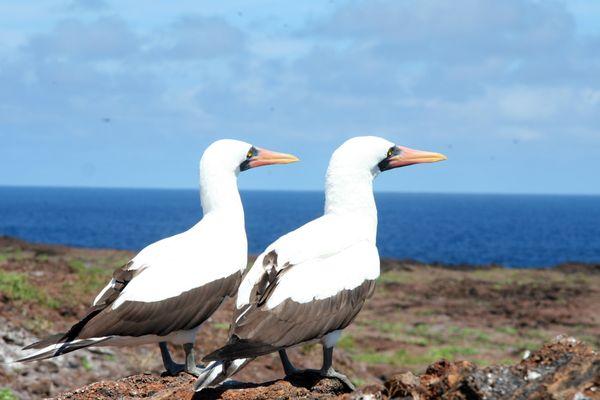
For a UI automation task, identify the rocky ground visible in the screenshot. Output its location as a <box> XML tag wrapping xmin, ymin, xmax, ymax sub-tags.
<box><xmin>0</xmin><ymin>236</ymin><xmax>598</xmax><ymax>399</ymax></box>
<box><xmin>50</xmin><ymin>336</ymin><xmax>600</xmax><ymax>399</ymax></box>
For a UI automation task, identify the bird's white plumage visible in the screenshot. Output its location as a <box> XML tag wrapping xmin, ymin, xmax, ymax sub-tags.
<box><xmin>90</xmin><ymin>141</ymin><xmax>253</xmax><ymax>312</ymax></box>
<box><xmin>236</xmin><ymin>137</ymin><xmax>395</xmax><ymax>311</ymax></box>
<box><xmin>20</xmin><ymin>139</ymin><xmax>289</xmax><ymax>364</ymax></box>
<box><xmin>108</xmin><ymin>213</ymin><xmax>246</xmax><ymax>307</ymax></box>
<box><xmin>236</xmin><ymin>214</ymin><xmax>379</xmax><ymax>309</ymax></box>
<box><xmin>84</xmin><ymin>140</ymin><xmax>253</xmax><ymax>334</ymax></box>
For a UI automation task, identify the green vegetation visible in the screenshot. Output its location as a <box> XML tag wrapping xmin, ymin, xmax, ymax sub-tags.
<box><xmin>81</xmin><ymin>356</ymin><xmax>92</xmax><ymax>371</ymax></box>
<box><xmin>68</xmin><ymin>259</ymin><xmax>87</xmax><ymax>273</ymax></box>
<box><xmin>370</xmin><ymin>320</ymin><xmax>406</xmax><ymax>334</ymax></box>
<box><xmin>355</xmin><ymin>346</ymin><xmax>480</xmax><ymax>368</ymax></box>
<box><xmin>355</xmin><ymin>349</ymin><xmax>430</xmax><ymax>367</ymax></box>
<box><xmin>9</xmin><ymin>249</ymin><xmax>27</xmax><ymax>261</ymax></box>
<box><xmin>495</xmin><ymin>326</ymin><xmax>518</xmax><ymax>335</ymax></box>
<box><xmin>213</xmin><ymin>322</ymin><xmax>230</xmax><ymax>331</ymax></box>
<box><xmin>65</xmin><ymin>259</ymin><xmax>111</xmax><ymax>299</ymax></box>
<box><xmin>427</xmin><ymin>346</ymin><xmax>478</xmax><ymax>359</ymax></box>
<box><xmin>448</xmin><ymin>326</ymin><xmax>491</xmax><ymax>343</ymax></box>
<box><xmin>337</xmin><ymin>335</ymin><xmax>356</xmax><ymax>351</ymax></box>
<box><xmin>35</xmin><ymin>254</ymin><xmax>49</xmax><ymax>262</ymax></box>
<box><xmin>351</xmin><ymin>378</ymin><xmax>366</xmax><ymax>388</ymax></box>
<box><xmin>0</xmin><ymin>388</ymin><xmax>18</xmax><ymax>400</ymax></box>
<box><xmin>0</xmin><ymin>271</ymin><xmax>58</xmax><ymax>308</ymax></box>
<box><xmin>22</xmin><ymin>315</ymin><xmax>53</xmax><ymax>335</ymax></box>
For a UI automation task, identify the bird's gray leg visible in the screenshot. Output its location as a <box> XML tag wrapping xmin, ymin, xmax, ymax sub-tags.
<box><xmin>319</xmin><ymin>346</ymin><xmax>356</xmax><ymax>391</ymax></box>
<box><xmin>279</xmin><ymin>349</ymin><xmax>299</xmax><ymax>376</ymax></box>
<box><xmin>159</xmin><ymin>342</ymin><xmax>184</xmax><ymax>375</ymax></box>
<box><xmin>183</xmin><ymin>342</ymin><xmax>203</xmax><ymax>377</ymax></box>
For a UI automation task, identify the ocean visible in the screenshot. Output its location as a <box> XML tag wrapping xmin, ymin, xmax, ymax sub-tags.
<box><xmin>0</xmin><ymin>186</ymin><xmax>599</xmax><ymax>268</ymax></box>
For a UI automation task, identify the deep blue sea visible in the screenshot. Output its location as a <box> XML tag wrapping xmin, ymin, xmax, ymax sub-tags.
<box><xmin>0</xmin><ymin>186</ymin><xmax>599</xmax><ymax>268</ymax></box>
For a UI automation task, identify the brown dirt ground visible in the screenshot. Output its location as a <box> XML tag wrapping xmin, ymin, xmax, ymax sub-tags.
<box><xmin>0</xmin><ymin>237</ymin><xmax>598</xmax><ymax>399</ymax></box>
<box><xmin>51</xmin><ymin>336</ymin><xmax>600</xmax><ymax>399</ymax></box>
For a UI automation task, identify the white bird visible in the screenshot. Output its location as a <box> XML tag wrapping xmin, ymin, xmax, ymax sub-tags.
<box><xmin>18</xmin><ymin>139</ymin><xmax>299</xmax><ymax>376</ymax></box>
<box><xmin>195</xmin><ymin>136</ymin><xmax>446</xmax><ymax>391</ymax></box>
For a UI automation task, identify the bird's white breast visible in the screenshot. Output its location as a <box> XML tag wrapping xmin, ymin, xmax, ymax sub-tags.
<box><xmin>113</xmin><ymin>212</ymin><xmax>247</xmax><ymax>307</ymax></box>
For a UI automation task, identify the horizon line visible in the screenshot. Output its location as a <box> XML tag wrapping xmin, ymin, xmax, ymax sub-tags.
<box><xmin>1</xmin><ymin>183</ymin><xmax>599</xmax><ymax>197</ymax></box>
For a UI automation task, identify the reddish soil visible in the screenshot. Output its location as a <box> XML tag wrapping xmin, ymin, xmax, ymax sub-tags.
<box><xmin>54</xmin><ymin>336</ymin><xmax>599</xmax><ymax>399</ymax></box>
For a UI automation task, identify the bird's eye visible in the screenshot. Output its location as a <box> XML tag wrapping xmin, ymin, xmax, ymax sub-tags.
<box><xmin>387</xmin><ymin>147</ymin><xmax>395</xmax><ymax>157</ymax></box>
<box><xmin>246</xmin><ymin>147</ymin><xmax>256</xmax><ymax>159</ymax></box>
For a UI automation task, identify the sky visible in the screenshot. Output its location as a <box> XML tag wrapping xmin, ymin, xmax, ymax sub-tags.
<box><xmin>1</xmin><ymin>0</ymin><xmax>599</xmax><ymax>194</ymax></box>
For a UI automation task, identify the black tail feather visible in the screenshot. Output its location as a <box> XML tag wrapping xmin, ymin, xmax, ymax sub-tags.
<box><xmin>203</xmin><ymin>336</ymin><xmax>277</xmax><ymax>362</ymax></box>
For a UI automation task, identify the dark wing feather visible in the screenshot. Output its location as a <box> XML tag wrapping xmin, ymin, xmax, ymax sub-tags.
<box><xmin>204</xmin><ymin>274</ymin><xmax>376</xmax><ymax>362</ymax></box>
<box><xmin>22</xmin><ymin>262</ymin><xmax>137</xmax><ymax>350</ymax></box>
<box><xmin>77</xmin><ymin>271</ymin><xmax>242</xmax><ymax>338</ymax></box>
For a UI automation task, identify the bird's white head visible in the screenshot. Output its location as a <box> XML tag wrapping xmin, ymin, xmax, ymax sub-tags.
<box><xmin>199</xmin><ymin>139</ymin><xmax>299</xmax><ymax>213</ymax></box>
<box><xmin>325</xmin><ymin>136</ymin><xmax>446</xmax><ymax>215</ymax></box>
<box><xmin>200</xmin><ymin>139</ymin><xmax>299</xmax><ymax>175</ymax></box>
<box><xmin>327</xmin><ymin>136</ymin><xmax>447</xmax><ymax>178</ymax></box>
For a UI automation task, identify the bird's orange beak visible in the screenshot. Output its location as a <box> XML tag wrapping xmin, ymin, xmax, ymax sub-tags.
<box><xmin>247</xmin><ymin>148</ymin><xmax>300</xmax><ymax>169</ymax></box>
<box><xmin>386</xmin><ymin>146</ymin><xmax>447</xmax><ymax>169</ymax></box>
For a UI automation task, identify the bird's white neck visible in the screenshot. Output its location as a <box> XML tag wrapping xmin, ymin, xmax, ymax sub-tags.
<box><xmin>324</xmin><ymin>166</ymin><xmax>378</xmax><ymax>240</ymax></box>
<box><xmin>199</xmin><ymin>168</ymin><xmax>244</xmax><ymax>218</ymax></box>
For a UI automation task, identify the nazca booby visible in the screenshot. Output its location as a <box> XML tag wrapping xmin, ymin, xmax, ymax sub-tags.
<box><xmin>18</xmin><ymin>139</ymin><xmax>299</xmax><ymax>376</ymax></box>
<box><xmin>195</xmin><ymin>136</ymin><xmax>446</xmax><ymax>390</ymax></box>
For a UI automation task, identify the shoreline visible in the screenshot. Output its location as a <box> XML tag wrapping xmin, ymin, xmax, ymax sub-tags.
<box><xmin>2</xmin><ymin>235</ymin><xmax>599</xmax><ymax>271</ymax></box>
<box><xmin>3</xmin><ymin>184</ymin><xmax>600</xmax><ymax>197</ymax></box>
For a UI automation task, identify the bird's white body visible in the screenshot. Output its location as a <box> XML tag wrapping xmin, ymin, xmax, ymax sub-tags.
<box><xmin>237</xmin><ymin>214</ymin><xmax>379</xmax><ymax>311</ymax></box>
<box><xmin>20</xmin><ymin>139</ymin><xmax>259</xmax><ymax>362</ymax></box>
<box><xmin>233</xmin><ymin>137</ymin><xmax>386</xmax><ymax>341</ymax></box>
<box><xmin>101</xmin><ymin>213</ymin><xmax>246</xmax><ymax>310</ymax></box>
<box><xmin>90</xmin><ymin>211</ymin><xmax>247</xmax><ymax>346</ymax></box>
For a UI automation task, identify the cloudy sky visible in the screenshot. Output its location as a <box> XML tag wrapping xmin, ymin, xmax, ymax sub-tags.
<box><xmin>1</xmin><ymin>0</ymin><xmax>599</xmax><ymax>194</ymax></box>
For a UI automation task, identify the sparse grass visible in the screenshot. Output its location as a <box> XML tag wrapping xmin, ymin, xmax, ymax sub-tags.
<box><xmin>427</xmin><ymin>346</ymin><xmax>478</xmax><ymax>359</ymax></box>
<box><xmin>0</xmin><ymin>271</ymin><xmax>59</xmax><ymax>308</ymax></box>
<box><xmin>299</xmin><ymin>342</ymin><xmax>318</xmax><ymax>354</ymax></box>
<box><xmin>514</xmin><ymin>341</ymin><xmax>541</xmax><ymax>352</ymax></box>
<box><xmin>337</xmin><ymin>335</ymin><xmax>356</xmax><ymax>351</ymax></box>
<box><xmin>8</xmin><ymin>249</ymin><xmax>30</xmax><ymax>261</ymax></box>
<box><xmin>81</xmin><ymin>356</ymin><xmax>92</xmax><ymax>371</ymax></box>
<box><xmin>0</xmin><ymin>388</ymin><xmax>18</xmax><ymax>400</ymax></box>
<box><xmin>448</xmin><ymin>326</ymin><xmax>491</xmax><ymax>343</ymax></box>
<box><xmin>66</xmin><ymin>259</ymin><xmax>112</xmax><ymax>298</ymax></box>
<box><xmin>213</xmin><ymin>322</ymin><xmax>230</xmax><ymax>331</ymax></box>
<box><xmin>351</xmin><ymin>377</ymin><xmax>366</xmax><ymax>388</ymax></box>
<box><xmin>355</xmin><ymin>349</ymin><xmax>433</xmax><ymax>367</ymax></box>
<box><xmin>0</xmin><ymin>253</ymin><xmax>8</xmax><ymax>263</ymax></box>
<box><xmin>68</xmin><ymin>259</ymin><xmax>87</xmax><ymax>273</ymax></box>
<box><xmin>495</xmin><ymin>326</ymin><xmax>518</xmax><ymax>335</ymax></box>
<box><xmin>22</xmin><ymin>315</ymin><xmax>53</xmax><ymax>335</ymax></box>
<box><xmin>355</xmin><ymin>345</ymin><xmax>480</xmax><ymax>368</ymax></box>
<box><xmin>377</xmin><ymin>272</ymin><xmax>405</xmax><ymax>284</ymax></box>
<box><xmin>369</xmin><ymin>320</ymin><xmax>406</xmax><ymax>335</ymax></box>
<box><xmin>402</xmin><ymin>336</ymin><xmax>429</xmax><ymax>347</ymax></box>
<box><xmin>407</xmin><ymin>323</ymin><xmax>432</xmax><ymax>339</ymax></box>
<box><xmin>35</xmin><ymin>254</ymin><xmax>49</xmax><ymax>262</ymax></box>
<box><xmin>414</xmin><ymin>309</ymin><xmax>437</xmax><ymax>317</ymax></box>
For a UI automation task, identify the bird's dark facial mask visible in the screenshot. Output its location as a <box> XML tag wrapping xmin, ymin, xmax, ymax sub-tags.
<box><xmin>240</xmin><ymin>146</ymin><xmax>299</xmax><ymax>171</ymax></box>
<box><xmin>378</xmin><ymin>145</ymin><xmax>447</xmax><ymax>171</ymax></box>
